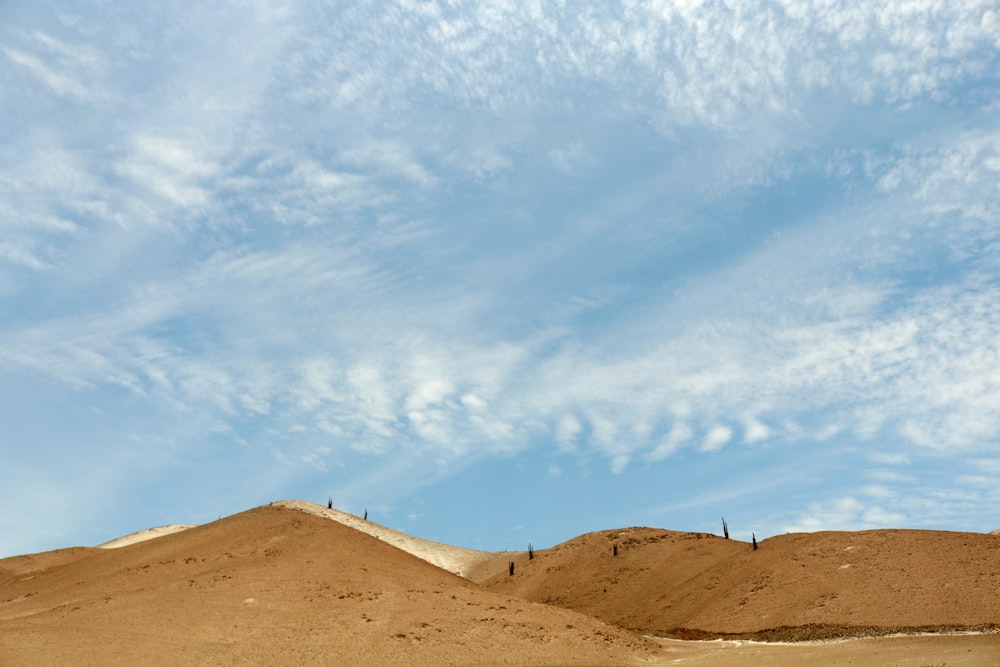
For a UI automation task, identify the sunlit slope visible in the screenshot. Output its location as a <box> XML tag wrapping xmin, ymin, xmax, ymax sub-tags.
<box><xmin>274</xmin><ymin>499</ymin><xmax>504</xmax><ymax>579</ymax></box>
<box><xmin>484</xmin><ymin>526</ymin><xmax>1000</xmax><ymax>638</ymax></box>
<box><xmin>0</xmin><ymin>504</ymin><xmax>655</xmax><ymax>666</ymax></box>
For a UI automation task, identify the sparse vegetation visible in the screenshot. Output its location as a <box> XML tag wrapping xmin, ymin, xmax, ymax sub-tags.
<box><xmin>722</xmin><ymin>517</ymin><xmax>729</xmax><ymax>539</ymax></box>
<box><xmin>752</xmin><ymin>533</ymin><xmax>758</xmax><ymax>550</ymax></box>
<box><xmin>528</xmin><ymin>543</ymin><xmax>534</xmax><ymax>560</ymax></box>
<box><xmin>508</xmin><ymin>561</ymin><xmax>515</xmax><ymax>576</ymax></box>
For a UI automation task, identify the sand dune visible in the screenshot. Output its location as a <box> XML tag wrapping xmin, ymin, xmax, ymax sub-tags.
<box><xmin>3</xmin><ymin>503</ymin><xmax>999</xmax><ymax>665</ymax></box>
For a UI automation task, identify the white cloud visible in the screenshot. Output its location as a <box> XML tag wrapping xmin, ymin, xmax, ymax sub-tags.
<box><xmin>956</xmin><ymin>475</ymin><xmax>993</xmax><ymax>487</ymax></box>
<box><xmin>782</xmin><ymin>496</ymin><xmax>906</xmax><ymax>533</ymax></box>
<box><xmin>866</xmin><ymin>469</ymin><xmax>915</xmax><ymax>484</ymax></box>
<box><xmin>610</xmin><ymin>454</ymin><xmax>630</xmax><ymax>474</ymax></box>
<box><xmin>116</xmin><ymin>135</ymin><xmax>219</xmax><ymax>208</ymax></box>
<box><xmin>276</xmin><ymin>0</ymin><xmax>998</xmax><ymax>129</ymax></box>
<box><xmin>460</xmin><ymin>393</ymin><xmax>487</xmax><ymax>411</ymax></box>
<box><xmin>590</xmin><ymin>415</ymin><xmax>619</xmax><ymax>450</ymax></box>
<box><xmin>296</xmin><ymin>358</ymin><xmax>342</xmax><ymax>410</ymax></box>
<box><xmin>2</xmin><ymin>28</ymin><xmax>107</xmax><ymax>102</ymax></box>
<box><xmin>743</xmin><ymin>417</ymin><xmax>771</xmax><ymax>444</ymax></box>
<box><xmin>303</xmin><ymin>449</ymin><xmax>331</xmax><ymax>473</ymax></box>
<box><xmin>861</xmin><ymin>485</ymin><xmax>895</xmax><ymax>499</ymax></box>
<box><xmin>649</xmin><ymin>422</ymin><xmax>692</xmax><ymax>461</ymax></box>
<box><xmin>238</xmin><ymin>393</ymin><xmax>270</xmax><ymax>416</ymax></box>
<box><xmin>459</xmin><ymin>146</ymin><xmax>512</xmax><ymax>179</ymax></box>
<box><xmin>555</xmin><ymin>415</ymin><xmax>583</xmax><ymax>451</ymax></box>
<box><xmin>972</xmin><ymin>459</ymin><xmax>1000</xmax><ymax>474</ymax></box>
<box><xmin>0</xmin><ymin>242</ymin><xmax>47</xmax><ymax>271</ymax></box>
<box><xmin>405</xmin><ymin>378</ymin><xmax>455</xmax><ymax>412</ymax></box>
<box><xmin>549</xmin><ymin>143</ymin><xmax>595</xmax><ymax>174</ymax></box>
<box><xmin>815</xmin><ymin>424</ymin><xmax>841</xmax><ymax>441</ymax></box>
<box><xmin>869</xmin><ymin>452</ymin><xmax>911</xmax><ymax>465</ymax></box>
<box><xmin>701</xmin><ymin>425</ymin><xmax>733</xmax><ymax>452</ymax></box>
<box><xmin>340</xmin><ymin>142</ymin><xmax>435</xmax><ymax>188</ymax></box>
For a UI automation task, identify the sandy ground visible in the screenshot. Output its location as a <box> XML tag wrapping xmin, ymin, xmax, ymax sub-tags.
<box><xmin>2</xmin><ymin>501</ymin><xmax>998</xmax><ymax>665</ymax></box>
<box><xmin>97</xmin><ymin>524</ymin><xmax>197</xmax><ymax>549</ymax></box>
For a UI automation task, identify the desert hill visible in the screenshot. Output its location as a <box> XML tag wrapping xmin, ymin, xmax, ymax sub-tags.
<box><xmin>483</xmin><ymin>526</ymin><xmax>1000</xmax><ymax>640</ymax></box>
<box><xmin>80</xmin><ymin>500</ymin><xmax>511</xmax><ymax>580</ymax></box>
<box><xmin>0</xmin><ymin>546</ymin><xmax>100</xmax><ymax>580</ymax></box>
<box><xmin>0</xmin><ymin>504</ymin><xmax>656</xmax><ymax>666</ymax></box>
<box><xmin>4</xmin><ymin>504</ymin><xmax>1000</xmax><ymax>666</ymax></box>
<box><xmin>272</xmin><ymin>500</ymin><xmax>503</xmax><ymax>579</ymax></box>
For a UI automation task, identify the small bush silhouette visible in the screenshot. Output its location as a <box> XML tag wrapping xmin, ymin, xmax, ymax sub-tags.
<box><xmin>722</xmin><ymin>517</ymin><xmax>729</xmax><ymax>539</ymax></box>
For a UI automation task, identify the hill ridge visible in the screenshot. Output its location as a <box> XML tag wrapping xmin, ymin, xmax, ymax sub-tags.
<box><xmin>273</xmin><ymin>500</ymin><xmax>500</xmax><ymax>578</ymax></box>
<box><xmin>0</xmin><ymin>504</ymin><xmax>658</xmax><ymax>665</ymax></box>
<box><xmin>484</xmin><ymin>525</ymin><xmax>1000</xmax><ymax>640</ymax></box>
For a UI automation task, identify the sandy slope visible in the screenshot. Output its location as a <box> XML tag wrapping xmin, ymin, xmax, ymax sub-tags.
<box><xmin>84</xmin><ymin>501</ymin><xmax>507</xmax><ymax>578</ymax></box>
<box><xmin>97</xmin><ymin>525</ymin><xmax>197</xmax><ymax>549</ymax></box>
<box><xmin>0</xmin><ymin>505</ymin><xmax>656</xmax><ymax>666</ymax></box>
<box><xmin>483</xmin><ymin>526</ymin><xmax>1000</xmax><ymax>639</ymax></box>
<box><xmin>0</xmin><ymin>547</ymin><xmax>99</xmax><ymax>579</ymax></box>
<box><xmin>274</xmin><ymin>500</ymin><xmax>504</xmax><ymax>579</ymax></box>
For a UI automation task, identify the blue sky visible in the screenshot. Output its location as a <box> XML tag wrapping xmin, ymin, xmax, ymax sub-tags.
<box><xmin>2</xmin><ymin>1</ymin><xmax>999</xmax><ymax>557</ymax></box>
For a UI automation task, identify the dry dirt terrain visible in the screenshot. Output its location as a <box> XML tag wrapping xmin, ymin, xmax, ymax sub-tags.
<box><xmin>483</xmin><ymin>525</ymin><xmax>1000</xmax><ymax>639</ymax></box>
<box><xmin>0</xmin><ymin>505</ymin><xmax>655</xmax><ymax>666</ymax></box>
<box><xmin>1</xmin><ymin>501</ymin><xmax>998</xmax><ymax>666</ymax></box>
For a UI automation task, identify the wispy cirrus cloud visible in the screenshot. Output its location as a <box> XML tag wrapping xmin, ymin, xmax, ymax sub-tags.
<box><xmin>3</xmin><ymin>29</ymin><xmax>108</xmax><ymax>101</ymax></box>
<box><xmin>276</xmin><ymin>0</ymin><xmax>998</xmax><ymax>127</ymax></box>
<box><xmin>0</xmin><ymin>0</ymin><xmax>998</xmax><ymax>555</ymax></box>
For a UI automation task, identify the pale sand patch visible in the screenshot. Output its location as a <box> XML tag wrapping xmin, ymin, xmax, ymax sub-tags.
<box><xmin>649</xmin><ymin>634</ymin><xmax>1000</xmax><ymax>666</ymax></box>
<box><xmin>96</xmin><ymin>524</ymin><xmax>196</xmax><ymax>549</ymax></box>
<box><xmin>275</xmin><ymin>500</ymin><xmax>499</xmax><ymax>578</ymax></box>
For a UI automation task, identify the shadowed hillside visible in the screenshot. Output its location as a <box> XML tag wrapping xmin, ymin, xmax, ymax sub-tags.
<box><xmin>0</xmin><ymin>505</ymin><xmax>656</xmax><ymax>666</ymax></box>
<box><xmin>483</xmin><ymin>526</ymin><xmax>1000</xmax><ymax>640</ymax></box>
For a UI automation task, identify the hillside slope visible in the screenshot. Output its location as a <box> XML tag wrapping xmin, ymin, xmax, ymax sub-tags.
<box><xmin>484</xmin><ymin>526</ymin><xmax>1000</xmax><ymax>639</ymax></box>
<box><xmin>274</xmin><ymin>500</ymin><xmax>503</xmax><ymax>578</ymax></box>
